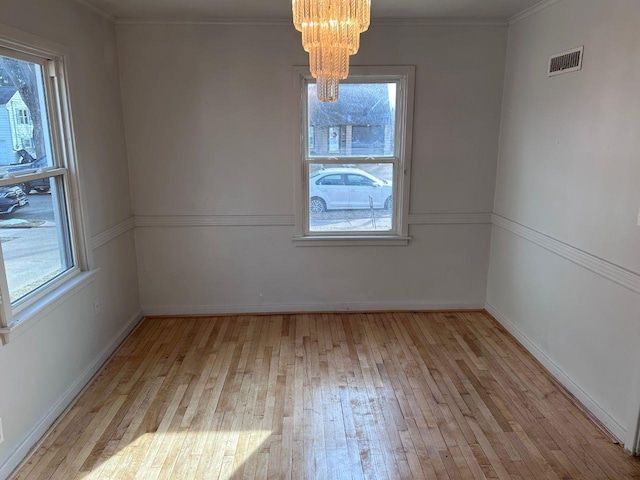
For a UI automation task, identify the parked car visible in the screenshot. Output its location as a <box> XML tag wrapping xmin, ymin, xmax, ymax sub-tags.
<box><xmin>309</xmin><ymin>168</ymin><xmax>393</xmax><ymax>213</ymax></box>
<box><xmin>10</xmin><ymin>150</ymin><xmax>51</xmax><ymax>194</ymax></box>
<box><xmin>0</xmin><ymin>186</ymin><xmax>29</xmax><ymax>214</ymax></box>
<box><xmin>20</xmin><ymin>177</ymin><xmax>50</xmax><ymax>195</ymax></box>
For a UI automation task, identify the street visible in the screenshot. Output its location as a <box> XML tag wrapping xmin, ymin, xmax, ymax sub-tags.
<box><xmin>310</xmin><ymin>208</ymin><xmax>392</xmax><ymax>231</ymax></box>
<box><xmin>0</xmin><ymin>192</ymin><xmax>64</xmax><ymax>302</ymax></box>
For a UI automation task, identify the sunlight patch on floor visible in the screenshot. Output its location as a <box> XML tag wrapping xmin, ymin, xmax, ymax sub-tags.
<box><xmin>78</xmin><ymin>430</ymin><xmax>272</xmax><ymax>480</ymax></box>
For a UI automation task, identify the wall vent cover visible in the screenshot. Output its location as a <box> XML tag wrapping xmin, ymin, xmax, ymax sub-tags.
<box><xmin>549</xmin><ymin>46</ymin><xmax>584</xmax><ymax>76</ymax></box>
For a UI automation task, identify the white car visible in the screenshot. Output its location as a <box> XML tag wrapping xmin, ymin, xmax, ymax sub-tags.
<box><xmin>309</xmin><ymin>168</ymin><xmax>393</xmax><ymax>213</ymax></box>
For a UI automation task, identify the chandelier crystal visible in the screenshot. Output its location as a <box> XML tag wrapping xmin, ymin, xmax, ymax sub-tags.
<box><xmin>293</xmin><ymin>0</ymin><xmax>371</xmax><ymax>102</ymax></box>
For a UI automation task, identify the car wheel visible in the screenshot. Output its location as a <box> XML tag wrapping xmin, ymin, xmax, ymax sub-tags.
<box><xmin>35</xmin><ymin>188</ymin><xmax>50</xmax><ymax>193</ymax></box>
<box><xmin>385</xmin><ymin>196</ymin><xmax>393</xmax><ymax>210</ymax></box>
<box><xmin>21</xmin><ymin>183</ymin><xmax>31</xmax><ymax>195</ymax></box>
<box><xmin>309</xmin><ymin>197</ymin><xmax>327</xmax><ymax>213</ymax></box>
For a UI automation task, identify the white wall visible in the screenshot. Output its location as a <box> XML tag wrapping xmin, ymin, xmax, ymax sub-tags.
<box><xmin>487</xmin><ymin>0</ymin><xmax>640</xmax><ymax>448</ymax></box>
<box><xmin>117</xmin><ymin>23</ymin><xmax>507</xmax><ymax>313</ymax></box>
<box><xmin>0</xmin><ymin>0</ymin><xmax>140</xmax><ymax>477</ymax></box>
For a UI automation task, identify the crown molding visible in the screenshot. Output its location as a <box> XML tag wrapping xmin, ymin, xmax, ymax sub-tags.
<box><xmin>115</xmin><ymin>17</ymin><xmax>507</xmax><ymax>27</ymax></box>
<box><xmin>116</xmin><ymin>17</ymin><xmax>291</xmax><ymax>26</ymax></box>
<box><xmin>507</xmin><ymin>0</ymin><xmax>565</xmax><ymax>26</ymax></box>
<box><xmin>70</xmin><ymin>0</ymin><xmax>116</xmax><ymax>22</ymax></box>
<box><xmin>373</xmin><ymin>17</ymin><xmax>506</xmax><ymax>27</ymax></box>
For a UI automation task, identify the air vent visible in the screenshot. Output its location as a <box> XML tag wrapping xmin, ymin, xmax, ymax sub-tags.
<box><xmin>548</xmin><ymin>46</ymin><xmax>584</xmax><ymax>76</ymax></box>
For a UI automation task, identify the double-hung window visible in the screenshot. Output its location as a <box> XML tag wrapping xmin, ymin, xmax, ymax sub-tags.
<box><xmin>0</xmin><ymin>36</ymin><xmax>90</xmax><ymax>339</ymax></box>
<box><xmin>293</xmin><ymin>66</ymin><xmax>415</xmax><ymax>245</ymax></box>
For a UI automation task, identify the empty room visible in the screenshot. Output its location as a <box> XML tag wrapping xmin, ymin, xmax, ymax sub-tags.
<box><xmin>0</xmin><ymin>0</ymin><xmax>639</xmax><ymax>478</ymax></box>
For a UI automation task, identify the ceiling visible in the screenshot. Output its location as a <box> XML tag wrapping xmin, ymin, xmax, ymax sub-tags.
<box><xmin>85</xmin><ymin>0</ymin><xmax>543</xmax><ymax>21</ymax></box>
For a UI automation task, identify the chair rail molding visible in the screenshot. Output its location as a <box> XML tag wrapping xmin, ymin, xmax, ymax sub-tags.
<box><xmin>492</xmin><ymin>214</ymin><xmax>640</xmax><ymax>295</ymax></box>
<box><xmin>133</xmin><ymin>212</ymin><xmax>493</xmax><ymax>228</ymax></box>
<box><xmin>408</xmin><ymin>212</ymin><xmax>492</xmax><ymax>225</ymax></box>
<box><xmin>134</xmin><ymin>215</ymin><xmax>296</xmax><ymax>227</ymax></box>
<box><xmin>91</xmin><ymin>217</ymin><xmax>135</xmax><ymax>250</ymax></box>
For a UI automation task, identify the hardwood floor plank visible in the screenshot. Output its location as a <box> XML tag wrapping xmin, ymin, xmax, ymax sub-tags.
<box><xmin>9</xmin><ymin>312</ymin><xmax>640</xmax><ymax>480</ymax></box>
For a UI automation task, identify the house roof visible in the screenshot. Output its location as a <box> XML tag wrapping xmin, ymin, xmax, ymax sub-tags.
<box><xmin>0</xmin><ymin>86</ymin><xmax>18</xmax><ymax>105</ymax></box>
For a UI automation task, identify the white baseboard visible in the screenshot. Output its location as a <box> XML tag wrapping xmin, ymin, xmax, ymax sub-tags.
<box><xmin>0</xmin><ymin>310</ymin><xmax>144</xmax><ymax>480</ymax></box>
<box><xmin>485</xmin><ymin>302</ymin><xmax>626</xmax><ymax>443</ymax></box>
<box><xmin>143</xmin><ymin>300</ymin><xmax>485</xmax><ymax>317</ymax></box>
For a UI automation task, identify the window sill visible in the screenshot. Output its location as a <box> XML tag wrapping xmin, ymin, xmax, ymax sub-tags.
<box><xmin>292</xmin><ymin>235</ymin><xmax>411</xmax><ymax>247</ymax></box>
<box><xmin>0</xmin><ymin>269</ymin><xmax>99</xmax><ymax>345</ymax></box>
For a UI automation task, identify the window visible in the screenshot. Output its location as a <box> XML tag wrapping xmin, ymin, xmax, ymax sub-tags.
<box><xmin>16</xmin><ymin>108</ymin><xmax>30</xmax><ymax>125</ymax></box>
<box><xmin>346</xmin><ymin>174</ymin><xmax>376</xmax><ymax>187</ymax></box>
<box><xmin>293</xmin><ymin>66</ymin><xmax>415</xmax><ymax>244</ymax></box>
<box><xmin>0</xmin><ymin>38</ymin><xmax>90</xmax><ymax>334</ymax></box>
<box><xmin>316</xmin><ymin>174</ymin><xmax>345</xmax><ymax>186</ymax></box>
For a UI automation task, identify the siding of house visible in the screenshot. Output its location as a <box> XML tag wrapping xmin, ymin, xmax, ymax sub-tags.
<box><xmin>7</xmin><ymin>95</ymin><xmax>33</xmax><ymax>151</ymax></box>
<box><xmin>0</xmin><ymin>105</ymin><xmax>16</xmax><ymax>165</ymax></box>
<box><xmin>0</xmin><ymin>91</ymin><xmax>34</xmax><ymax>166</ymax></box>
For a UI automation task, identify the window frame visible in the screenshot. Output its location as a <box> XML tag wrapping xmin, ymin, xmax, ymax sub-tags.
<box><xmin>0</xmin><ymin>28</ymin><xmax>93</xmax><ymax>337</ymax></box>
<box><xmin>292</xmin><ymin>66</ymin><xmax>415</xmax><ymax>245</ymax></box>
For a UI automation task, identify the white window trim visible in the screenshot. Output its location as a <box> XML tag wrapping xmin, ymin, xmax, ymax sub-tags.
<box><xmin>0</xmin><ymin>24</ymin><xmax>94</xmax><ymax>344</ymax></box>
<box><xmin>291</xmin><ymin>65</ymin><xmax>415</xmax><ymax>246</ymax></box>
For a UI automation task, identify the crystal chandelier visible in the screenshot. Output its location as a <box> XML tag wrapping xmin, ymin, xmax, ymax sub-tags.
<box><xmin>293</xmin><ymin>0</ymin><xmax>371</xmax><ymax>102</ymax></box>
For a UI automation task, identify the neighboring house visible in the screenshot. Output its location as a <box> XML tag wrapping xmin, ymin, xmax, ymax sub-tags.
<box><xmin>308</xmin><ymin>83</ymin><xmax>395</xmax><ymax>157</ymax></box>
<box><xmin>0</xmin><ymin>86</ymin><xmax>35</xmax><ymax>166</ymax></box>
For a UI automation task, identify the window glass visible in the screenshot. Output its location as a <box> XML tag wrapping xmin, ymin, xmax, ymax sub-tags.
<box><xmin>346</xmin><ymin>174</ymin><xmax>376</xmax><ymax>187</ymax></box>
<box><xmin>316</xmin><ymin>174</ymin><xmax>345</xmax><ymax>186</ymax></box>
<box><xmin>307</xmin><ymin>83</ymin><xmax>396</xmax><ymax>158</ymax></box>
<box><xmin>0</xmin><ymin>55</ymin><xmax>55</xmax><ymax>169</ymax></box>
<box><xmin>308</xmin><ymin>164</ymin><xmax>393</xmax><ymax>233</ymax></box>
<box><xmin>0</xmin><ymin>178</ymin><xmax>73</xmax><ymax>303</ymax></box>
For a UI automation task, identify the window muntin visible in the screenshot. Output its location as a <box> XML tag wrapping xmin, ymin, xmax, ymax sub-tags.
<box><xmin>309</xmin><ymin>126</ymin><xmax>315</xmax><ymax>150</ymax></box>
<box><xmin>0</xmin><ymin>49</ymin><xmax>79</xmax><ymax>313</ymax></box>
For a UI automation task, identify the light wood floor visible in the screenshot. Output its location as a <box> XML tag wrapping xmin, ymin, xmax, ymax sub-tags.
<box><xmin>11</xmin><ymin>312</ymin><xmax>640</xmax><ymax>479</ymax></box>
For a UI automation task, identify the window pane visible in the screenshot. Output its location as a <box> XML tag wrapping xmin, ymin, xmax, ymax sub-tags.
<box><xmin>0</xmin><ymin>178</ymin><xmax>73</xmax><ymax>303</ymax></box>
<box><xmin>0</xmin><ymin>55</ymin><xmax>55</xmax><ymax>172</ymax></box>
<box><xmin>308</xmin><ymin>83</ymin><xmax>396</xmax><ymax>158</ymax></box>
<box><xmin>309</xmin><ymin>164</ymin><xmax>393</xmax><ymax>233</ymax></box>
